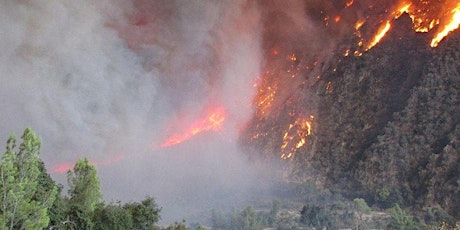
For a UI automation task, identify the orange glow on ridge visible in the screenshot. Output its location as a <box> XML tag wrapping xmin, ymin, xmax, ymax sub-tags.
<box><xmin>281</xmin><ymin>115</ymin><xmax>314</xmax><ymax>160</ymax></box>
<box><xmin>366</xmin><ymin>20</ymin><xmax>392</xmax><ymax>51</ymax></box>
<box><xmin>160</xmin><ymin>107</ymin><xmax>226</xmax><ymax>148</ymax></box>
<box><xmin>431</xmin><ymin>3</ymin><xmax>460</xmax><ymax>47</ymax></box>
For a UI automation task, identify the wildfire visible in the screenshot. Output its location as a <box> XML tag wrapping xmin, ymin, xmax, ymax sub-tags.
<box><xmin>431</xmin><ymin>3</ymin><xmax>460</xmax><ymax>47</ymax></box>
<box><xmin>346</xmin><ymin>0</ymin><xmax>460</xmax><ymax>54</ymax></box>
<box><xmin>253</xmin><ymin>72</ymin><xmax>278</xmax><ymax>118</ymax></box>
<box><xmin>160</xmin><ymin>107</ymin><xmax>226</xmax><ymax>148</ymax></box>
<box><xmin>366</xmin><ymin>20</ymin><xmax>392</xmax><ymax>51</ymax></box>
<box><xmin>51</xmin><ymin>153</ymin><xmax>126</xmax><ymax>173</ymax></box>
<box><xmin>280</xmin><ymin>115</ymin><xmax>314</xmax><ymax>160</ymax></box>
<box><xmin>346</xmin><ymin>0</ymin><xmax>354</xmax><ymax>8</ymax></box>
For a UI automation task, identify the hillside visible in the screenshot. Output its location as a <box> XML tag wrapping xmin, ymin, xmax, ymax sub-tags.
<box><xmin>243</xmin><ymin>12</ymin><xmax>460</xmax><ymax>221</ymax></box>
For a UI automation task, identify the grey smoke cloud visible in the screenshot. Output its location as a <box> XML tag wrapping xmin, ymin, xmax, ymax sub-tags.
<box><xmin>0</xmin><ymin>0</ymin><xmax>266</xmax><ymax>222</ymax></box>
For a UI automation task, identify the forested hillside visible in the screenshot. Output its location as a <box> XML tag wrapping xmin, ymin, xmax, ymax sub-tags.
<box><xmin>292</xmin><ymin>15</ymin><xmax>459</xmax><ymax>219</ymax></box>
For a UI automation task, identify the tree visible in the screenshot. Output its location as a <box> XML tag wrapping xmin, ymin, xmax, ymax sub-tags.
<box><xmin>67</xmin><ymin>158</ymin><xmax>102</xmax><ymax>229</ymax></box>
<box><xmin>93</xmin><ymin>202</ymin><xmax>133</xmax><ymax>230</ymax></box>
<box><xmin>0</xmin><ymin>128</ymin><xmax>57</xmax><ymax>229</ymax></box>
<box><xmin>300</xmin><ymin>204</ymin><xmax>336</xmax><ymax>229</ymax></box>
<box><xmin>93</xmin><ymin>196</ymin><xmax>162</xmax><ymax>230</ymax></box>
<box><xmin>35</xmin><ymin>160</ymin><xmax>65</xmax><ymax>227</ymax></box>
<box><xmin>353</xmin><ymin>198</ymin><xmax>371</xmax><ymax>229</ymax></box>
<box><xmin>123</xmin><ymin>196</ymin><xmax>161</xmax><ymax>230</ymax></box>
<box><xmin>387</xmin><ymin>204</ymin><xmax>420</xmax><ymax>230</ymax></box>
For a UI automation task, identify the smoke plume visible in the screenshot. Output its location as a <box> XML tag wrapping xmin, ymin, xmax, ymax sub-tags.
<box><xmin>0</xmin><ymin>0</ymin><xmax>269</xmax><ymax>222</ymax></box>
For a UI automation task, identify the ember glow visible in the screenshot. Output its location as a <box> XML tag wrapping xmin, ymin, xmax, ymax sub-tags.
<box><xmin>346</xmin><ymin>0</ymin><xmax>460</xmax><ymax>54</ymax></box>
<box><xmin>160</xmin><ymin>107</ymin><xmax>226</xmax><ymax>148</ymax></box>
<box><xmin>51</xmin><ymin>153</ymin><xmax>126</xmax><ymax>173</ymax></box>
<box><xmin>281</xmin><ymin>115</ymin><xmax>314</xmax><ymax>160</ymax></box>
<box><xmin>366</xmin><ymin>20</ymin><xmax>392</xmax><ymax>51</ymax></box>
<box><xmin>431</xmin><ymin>3</ymin><xmax>460</xmax><ymax>47</ymax></box>
<box><xmin>253</xmin><ymin>72</ymin><xmax>278</xmax><ymax>118</ymax></box>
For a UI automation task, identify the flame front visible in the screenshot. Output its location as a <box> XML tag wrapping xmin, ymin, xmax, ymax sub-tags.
<box><xmin>280</xmin><ymin>115</ymin><xmax>314</xmax><ymax>160</ymax></box>
<box><xmin>366</xmin><ymin>20</ymin><xmax>392</xmax><ymax>51</ymax></box>
<box><xmin>345</xmin><ymin>0</ymin><xmax>460</xmax><ymax>54</ymax></box>
<box><xmin>250</xmin><ymin>46</ymin><xmax>317</xmax><ymax>160</ymax></box>
<box><xmin>431</xmin><ymin>3</ymin><xmax>460</xmax><ymax>47</ymax></box>
<box><xmin>160</xmin><ymin>107</ymin><xmax>226</xmax><ymax>148</ymax></box>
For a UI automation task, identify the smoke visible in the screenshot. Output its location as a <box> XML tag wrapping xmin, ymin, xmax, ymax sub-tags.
<box><xmin>0</xmin><ymin>0</ymin><xmax>271</xmax><ymax>222</ymax></box>
<box><xmin>2</xmin><ymin>0</ymin><xmax>416</xmax><ymax>223</ymax></box>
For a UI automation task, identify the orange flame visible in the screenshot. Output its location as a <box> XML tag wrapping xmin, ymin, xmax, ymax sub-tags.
<box><xmin>366</xmin><ymin>20</ymin><xmax>392</xmax><ymax>51</ymax></box>
<box><xmin>280</xmin><ymin>115</ymin><xmax>314</xmax><ymax>160</ymax></box>
<box><xmin>346</xmin><ymin>0</ymin><xmax>354</xmax><ymax>7</ymax></box>
<box><xmin>160</xmin><ymin>107</ymin><xmax>226</xmax><ymax>147</ymax></box>
<box><xmin>51</xmin><ymin>153</ymin><xmax>126</xmax><ymax>173</ymax></box>
<box><xmin>349</xmin><ymin>0</ymin><xmax>460</xmax><ymax>52</ymax></box>
<box><xmin>431</xmin><ymin>3</ymin><xmax>460</xmax><ymax>47</ymax></box>
<box><xmin>253</xmin><ymin>72</ymin><xmax>278</xmax><ymax>118</ymax></box>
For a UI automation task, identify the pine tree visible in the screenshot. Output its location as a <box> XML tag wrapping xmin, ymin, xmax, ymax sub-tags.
<box><xmin>0</xmin><ymin>128</ymin><xmax>57</xmax><ymax>229</ymax></box>
<box><xmin>67</xmin><ymin>158</ymin><xmax>102</xmax><ymax>229</ymax></box>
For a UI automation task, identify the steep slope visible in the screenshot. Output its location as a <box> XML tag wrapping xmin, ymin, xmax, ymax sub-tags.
<box><xmin>300</xmin><ymin>15</ymin><xmax>460</xmax><ymax>218</ymax></box>
<box><xmin>243</xmin><ymin>11</ymin><xmax>459</xmax><ymax>220</ymax></box>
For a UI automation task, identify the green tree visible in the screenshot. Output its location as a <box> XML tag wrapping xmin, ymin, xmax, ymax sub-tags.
<box><xmin>387</xmin><ymin>204</ymin><xmax>420</xmax><ymax>230</ymax></box>
<box><xmin>300</xmin><ymin>204</ymin><xmax>336</xmax><ymax>229</ymax></box>
<box><xmin>353</xmin><ymin>198</ymin><xmax>371</xmax><ymax>229</ymax></box>
<box><xmin>93</xmin><ymin>202</ymin><xmax>133</xmax><ymax>230</ymax></box>
<box><xmin>67</xmin><ymin>158</ymin><xmax>102</xmax><ymax>229</ymax></box>
<box><xmin>123</xmin><ymin>196</ymin><xmax>161</xmax><ymax>230</ymax></box>
<box><xmin>0</xmin><ymin>128</ymin><xmax>57</xmax><ymax>229</ymax></box>
<box><xmin>35</xmin><ymin>160</ymin><xmax>65</xmax><ymax>227</ymax></box>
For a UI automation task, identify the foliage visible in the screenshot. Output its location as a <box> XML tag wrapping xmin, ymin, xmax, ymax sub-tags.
<box><xmin>0</xmin><ymin>129</ymin><xmax>166</xmax><ymax>229</ymax></box>
<box><xmin>0</xmin><ymin>128</ymin><xmax>58</xmax><ymax>229</ymax></box>
<box><xmin>387</xmin><ymin>204</ymin><xmax>420</xmax><ymax>230</ymax></box>
<box><xmin>211</xmin><ymin>207</ymin><xmax>265</xmax><ymax>230</ymax></box>
<box><xmin>353</xmin><ymin>198</ymin><xmax>371</xmax><ymax>215</ymax></box>
<box><xmin>267</xmin><ymin>200</ymin><xmax>280</xmax><ymax>225</ymax></box>
<box><xmin>67</xmin><ymin>158</ymin><xmax>102</xmax><ymax>229</ymax></box>
<box><xmin>93</xmin><ymin>202</ymin><xmax>133</xmax><ymax>230</ymax></box>
<box><xmin>161</xmin><ymin>220</ymin><xmax>188</xmax><ymax>230</ymax></box>
<box><xmin>299</xmin><ymin>204</ymin><xmax>336</xmax><ymax>229</ymax></box>
<box><xmin>92</xmin><ymin>196</ymin><xmax>162</xmax><ymax>230</ymax></box>
<box><xmin>123</xmin><ymin>196</ymin><xmax>161</xmax><ymax>230</ymax></box>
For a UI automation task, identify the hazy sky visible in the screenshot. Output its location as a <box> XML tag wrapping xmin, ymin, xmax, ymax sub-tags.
<box><xmin>0</xmin><ymin>0</ymin><xmax>270</xmax><ymax>222</ymax></box>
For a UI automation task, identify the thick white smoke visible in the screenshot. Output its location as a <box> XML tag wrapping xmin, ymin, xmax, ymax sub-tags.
<box><xmin>0</xmin><ymin>0</ymin><xmax>265</xmax><ymax>222</ymax></box>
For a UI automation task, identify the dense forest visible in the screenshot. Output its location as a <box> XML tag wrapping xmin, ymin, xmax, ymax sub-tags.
<box><xmin>242</xmin><ymin>11</ymin><xmax>460</xmax><ymax>228</ymax></box>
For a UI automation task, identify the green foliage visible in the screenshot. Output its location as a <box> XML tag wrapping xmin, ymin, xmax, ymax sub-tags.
<box><xmin>238</xmin><ymin>206</ymin><xmax>264</xmax><ymax>230</ymax></box>
<box><xmin>353</xmin><ymin>198</ymin><xmax>371</xmax><ymax>214</ymax></box>
<box><xmin>423</xmin><ymin>206</ymin><xmax>456</xmax><ymax>227</ymax></box>
<box><xmin>0</xmin><ymin>129</ymin><xmax>166</xmax><ymax>229</ymax></box>
<box><xmin>123</xmin><ymin>196</ymin><xmax>161</xmax><ymax>230</ymax></box>
<box><xmin>268</xmin><ymin>200</ymin><xmax>280</xmax><ymax>225</ymax></box>
<box><xmin>93</xmin><ymin>202</ymin><xmax>133</xmax><ymax>230</ymax></box>
<box><xmin>67</xmin><ymin>158</ymin><xmax>102</xmax><ymax>229</ymax></box>
<box><xmin>273</xmin><ymin>211</ymin><xmax>302</xmax><ymax>230</ymax></box>
<box><xmin>387</xmin><ymin>204</ymin><xmax>420</xmax><ymax>230</ymax></box>
<box><xmin>161</xmin><ymin>220</ymin><xmax>188</xmax><ymax>230</ymax></box>
<box><xmin>299</xmin><ymin>204</ymin><xmax>336</xmax><ymax>229</ymax></box>
<box><xmin>210</xmin><ymin>207</ymin><xmax>264</xmax><ymax>230</ymax></box>
<box><xmin>0</xmin><ymin>128</ymin><xmax>57</xmax><ymax>229</ymax></box>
